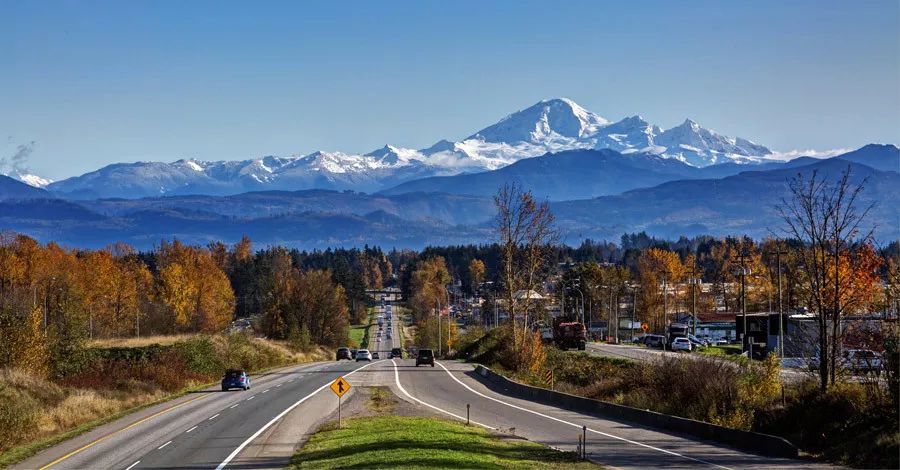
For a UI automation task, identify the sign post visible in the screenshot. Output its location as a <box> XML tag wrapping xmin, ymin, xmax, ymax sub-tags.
<box><xmin>330</xmin><ymin>376</ymin><xmax>351</xmax><ymax>428</ymax></box>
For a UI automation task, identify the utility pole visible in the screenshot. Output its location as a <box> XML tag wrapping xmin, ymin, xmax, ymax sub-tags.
<box><xmin>662</xmin><ymin>274</ymin><xmax>668</xmax><ymax>349</ymax></box>
<box><xmin>731</xmin><ymin>249</ymin><xmax>751</xmax><ymax>355</ymax></box>
<box><xmin>774</xmin><ymin>246</ymin><xmax>788</xmax><ymax>358</ymax></box>
<box><xmin>437</xmin><ymin>297</ymin><xmax>441</xmax><ymax>357</ymax></box>
<box><xmin>631</xmin><ymin>286</ymin><xmax>638</xmax><ymax>341</ymax></box>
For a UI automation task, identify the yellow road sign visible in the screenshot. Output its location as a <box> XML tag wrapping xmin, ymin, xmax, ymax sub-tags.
<box><xmin>641</xmin><ymin>322</ymin><xmax>649</xmax><ymax>332</ymax></box>
<box><xmin>330</xmin><ymin>376</ymin><xmax>350</xmax><ymax>397</ymax></box>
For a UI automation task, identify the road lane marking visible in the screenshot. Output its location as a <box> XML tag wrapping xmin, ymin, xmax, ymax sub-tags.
<box><xmin>125</xmin><ymin>461</ymin><xmax>140</xmax><ymax>470</ymax></box>
<box><xmin>230</xmin><ymin>403</ymin><xmax>240</xmax><ymax>409</ymax></box>
<box><xmin>214</xmin><ymin>361</ymin><xmax>381</xmax><ymax>469</ymax></box>
<box><xmin>262</xmin><ymin>389</ymin><xmax>270</xmax><ymax>393</ymax></box>
<box><xmin>247</xmin><ymin>395</ymin><xmax>255</xmax><ymax>401</ymax></box>
<box><xmin>157</xmin><ymin>440</ymin><xmax>172</xmax><ymax>450</ymax></box>
<box><xmin>209</xmin><ymin>413</ymin><xmax>220</xmax><ymax>420</ymax></box>
<box><xmin>435</xmin><ymin>362</ymin><xmax>732</xmax><ymax>470</ymax></box>
<box><xmin>185</xmin><ymin>426</ymin><xmax>198</xmax><ymax>433</ymax></box>
<box><xmin>276</xmin><ymin>384</ymin><xmax>282</xmax><ymax>387</ymax></box>
<box><xmin>390</xmin><ymin>360</ymin><xmax>494</xmax><ymax>429</ymax></box>
<box><xmin>39</xmin><ymin>392</ymin><xmax>211</xmax><ymax>470</ymax></box>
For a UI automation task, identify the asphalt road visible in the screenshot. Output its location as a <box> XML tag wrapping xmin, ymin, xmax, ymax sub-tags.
<box><xmin>19</xmin><ymin>307</ymin><xmax>829</xmax><ymax>469</ymax></box>
<box><xmin>17</xmin><ymin>307</ymin><xmax>399</xmax><ymax>470</ymax></box>
<box><xmin>584</xmin><ymin>342</ymin><xmax>809</xmax><ymax>382</ymax></box>
<box><xmin>389</xmin><ymin>359</ymin><xmax>831</xmax><ymax>469</ymax></box>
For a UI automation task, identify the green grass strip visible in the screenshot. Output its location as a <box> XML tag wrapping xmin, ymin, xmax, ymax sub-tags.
<box><xmin>289</xmin><ymin>415</ymin><xmax>598</xmax><ymax>469</ymax></box>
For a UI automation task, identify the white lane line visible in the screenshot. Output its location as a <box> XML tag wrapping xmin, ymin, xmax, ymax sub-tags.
<box><xmin>185</xmin><ymin>426</ymin><xmax>198</xmax><ymax>433</ymax></box>
<box><xmin>246</xmin><ymin>395</ymin><xmax>255</xmax><ymax>401</ymax></box>
<box><xmin>390</xmin><ymin>360</ymin><xmax>494</xmax><ymax>429</ymax></box>
<box><xmin>262</xmin><ymin>389</ymin><xmax>270</xmax><ymax>393</ymax></box>
<box><xmin>230</xmin><ymin>403</ymin><xmax>240</xmax><ymax>409</ymax></box>
<box><xmin>276</xmin><ymin>384</ymin><xmax>282</xmax><ymax>387</ymax></box>
<box><xmin>214</xmin><ymin>361</ymin><xmax>381</xmax><ymax>470</ymax></box>
<box><xmin>208</xmin><ymin>413</ymin><xmax>220</xmax><ymax>420</ymax></box>
<box><xmin>435</xmin><ymin>361</ymin><xmax>732</xmax><ymax>470</ymax></box>
<box><xmin>157</xmin><ymin>440</ymin><xmax>172</xmax><ymax>450</ymax></box>
<box><xmin>125</xmin><ymin>460</ymin><xmax>140</xmax><ymax>470</ymax></box>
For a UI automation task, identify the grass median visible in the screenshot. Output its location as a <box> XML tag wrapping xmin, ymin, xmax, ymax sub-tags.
<box><xmin>289</xmin><ymin>415</ymin><xmax>597</xmax><ymax>469</ymax></box>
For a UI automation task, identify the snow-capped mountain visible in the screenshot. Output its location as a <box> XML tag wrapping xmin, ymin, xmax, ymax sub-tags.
<box><xmin>4</xmin><ymin>171</ymin><xmax>53</xmax><ymax>188</ymax></box>
<box><xmin>47</xmin><ymin>98</ymin><xmax>777</xmax><ymax>198</ymax></box>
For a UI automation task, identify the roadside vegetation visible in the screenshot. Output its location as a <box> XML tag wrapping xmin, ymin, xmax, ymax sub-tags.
<box><xmin>455</xmin><ymin>326</ymin><xmax>898</xmax><ymax>468</ymax></box>
<box><xmin>289</xmin><ymin>415</ymin><xmax>596</xmax><ymax>469</ymax></box>
<box><xmin>0</xmin><ymin>235</ymin><xmax>393</xmax><ymax>465</ymax></box>
<box><xmin>0</xmin><ymin>334</ymin><xmax>328</xmax><ymax>465</ymax></box>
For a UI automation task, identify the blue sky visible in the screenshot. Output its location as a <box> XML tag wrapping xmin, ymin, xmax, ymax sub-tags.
<box><xmin>2</xmin><ymin>0</ymin><xmax>898</xmax><ymax>180</ymax></box>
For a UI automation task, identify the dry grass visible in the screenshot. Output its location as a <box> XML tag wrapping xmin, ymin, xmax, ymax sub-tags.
<box><xmin>0</xmin><ymin>333</ymin><xmax>333</xmax><ymax>462</ymax></box>
<box><xmin>87</xmin><ymin>334</ymin><xmax>200</xmax><ymax>348</ymax></box>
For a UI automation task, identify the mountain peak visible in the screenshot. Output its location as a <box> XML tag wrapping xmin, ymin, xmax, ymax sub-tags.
<box><xmin>467</xmin><ymin>97</ymin><xmax>609</xmax><ymax>144</ymax></box>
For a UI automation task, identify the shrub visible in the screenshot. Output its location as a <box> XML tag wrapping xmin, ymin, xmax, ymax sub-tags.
<box><xmin>0</xmin><ymin>382</ymin><xmax>40</xmax><ymax>449</ymax></box>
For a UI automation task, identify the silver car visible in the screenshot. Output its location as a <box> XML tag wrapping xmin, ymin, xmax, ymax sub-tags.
<box><xmin>356</xmin><ymin>349</ymin><xmax>373</xmax><ymax>361</ymax></box>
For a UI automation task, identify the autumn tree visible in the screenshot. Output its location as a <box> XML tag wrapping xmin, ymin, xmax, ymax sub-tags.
<box><xmin>468</xmin><ymin>258</ymin><xmax>486</xmax><ymax>294</ymax></box>
<box><xmin>495</xmin><ymin>183</ymin><xmax>557</xmax><ymax>371</ymax></box>
<box><xmin>157</xmin><ymin>240</ymin><xmax>235</xmax><ymax>333</ymax></box>
<box><xmin>777</xmin><ymin>166</ymin><xmax>877</xmax><ymax>392</ymax></box>
<box><xmin>409</xmin><ymin>257</ymin><xmax>450</xmax><ymax>323</ymax></box>
<box><xmin>637</xmin><ymin>248</ymin><xmax>685</xmax><ymax>333</ymax></box>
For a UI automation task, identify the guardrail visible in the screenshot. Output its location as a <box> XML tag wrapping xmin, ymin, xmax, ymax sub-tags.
<box><xmin>474</xmin><ymin>365</ymin><xmax>799</xmax><ymax>459</ymax></box>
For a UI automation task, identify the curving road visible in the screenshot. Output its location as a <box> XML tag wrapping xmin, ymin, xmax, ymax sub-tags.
<box><xmin>17</xmin><ymin>306</ymin><xmax>831</xmax><ymax>469</ymax></box>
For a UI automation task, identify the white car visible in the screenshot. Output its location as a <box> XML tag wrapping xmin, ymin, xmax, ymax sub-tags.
<box><xmin>355</xmin><ymin>349</ymin><xmax>373</xmax><ymax>361</ymax></box>
<box><xmin>671</xmin><ymin>337</ymin><xmax>692</xmax><ymax>352</ymax></box>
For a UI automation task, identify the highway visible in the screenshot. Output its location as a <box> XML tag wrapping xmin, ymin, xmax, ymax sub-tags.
<box><xmin>17</xmin><ymin>306</ymin><xmax>830</xmax><ymax>469</ymax></box>
<box><xmin>584</xmin><ymin>342</ymin><xmax>809</xmax><ymax>382</ymax></box>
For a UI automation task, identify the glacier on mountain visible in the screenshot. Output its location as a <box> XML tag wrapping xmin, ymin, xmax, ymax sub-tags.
<box><xmin>46</xmin><ymin>98</ymin><xmax>779</xmax><ymax>198</ymax></box>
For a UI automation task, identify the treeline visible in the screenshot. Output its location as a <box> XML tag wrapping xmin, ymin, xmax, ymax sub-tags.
<box><xmin>0</xmin><ymin>234</ymin><xmax>393</xmax><ymax>377</ymax></box>
<box><xmin>398</xmin><ymin>234</ymin><xmax>898</xmax><ymax>317</ymax></box>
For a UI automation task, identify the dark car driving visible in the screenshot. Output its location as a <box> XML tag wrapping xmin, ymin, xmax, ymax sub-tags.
<box><xmin>221</xmin><ymin>369</ymin><xmax>251</xmax><ymax>391</ymax></box>
<box><xmin>390</xmin><ymin>347</ymin><xmax>402</xmax><ymax>359</ymax></box>
<box><xmin>336</xmin><ymin>347</ymin><xmax>352</xmax><ymax>361</ymax></box>
<box><xmin>416</xmin><ymin>349</ymin><xmax>435</xmax><ymax>367</ymax></box>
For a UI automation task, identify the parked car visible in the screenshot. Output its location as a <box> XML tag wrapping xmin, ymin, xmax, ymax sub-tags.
<box><xmin>809</xmin><ymin>349</ymin><xmax>884</xmax><ymax>374</ymax></box>
<box><xmin>687</xmin><ymin>334</ymin><xmax>708</xmax><ymax>348</ymax></box>
<box><xmin>356</xmin><ymin>349</ymin><xmax>373</xmax><ymax>361</ymax></box>
<box><xmin>221</xmin><ymin>369</ymin><xmax>251</xmax><ymax>391</ymax></box>
<box><xmin>844</xmin><ymin>349</ymin><xmax>883</xmax><ymax>373</ymax></box>
<box><xmin>390</xmin><ymin>347</ymin><xmax>403</xmax><ymax>359</ymax></box>
<box><xmin>671</xmin><ymin>337</ymin><xmax>692</xmax><ymax>352</ymax></box>
<box><xmin>416</xmin><ymin>349</ymin><xmax>435</xmax><ymax>367</ymax></box>
<box><xmin>336</xmin><ymin>347</ymin><xmax>352</xmax><ymax>361</ymax></box>
<box><xmin>644</xmin><ymin>334</ymin><xmax>666</xmax><ymax>349</ymax></box>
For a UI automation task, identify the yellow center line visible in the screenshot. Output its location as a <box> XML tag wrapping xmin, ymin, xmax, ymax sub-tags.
<box><xmin>39</xmin><ymin>392</ymin><xmax>212</xmax><ymax>470</ymax></box>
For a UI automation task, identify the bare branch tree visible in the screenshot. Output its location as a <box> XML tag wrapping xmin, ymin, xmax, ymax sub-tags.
<box><xmin>776</xmin><ymin>166</ymin><xmax>875</xmax><ymax>392</ymax></box>
<box><xmin>495</xmin><ymin>183</ymin><xmax>558</xmax><ymax>368</ymax></box>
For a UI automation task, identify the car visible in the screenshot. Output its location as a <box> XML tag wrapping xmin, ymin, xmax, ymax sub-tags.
<box><xmin>687</xmin><ymin>334</ymin><xmax>708</xmax><ymax>348</ymax></box>
<box><xmin>390</xmin><ymin>347</ymin><xmax>402</xmax><ymax>359</ymax></box>
<box><xmin>671</xmin><ymin>337</ymin><xmax>692</xmax><ymax>352</ymax></box>
<box><xmin>376</xmin><ymin>337</ymin><xmax>381</xmax><ymax>342</ymax></box>
<box><xmin>372</xmin><ymin>351</ymin><xmax>380</xmax><ymax>359</ymax></box>
<box><xmin>350</xmin><ymin>348</ymin><xmax>358</xmax><ymax>359</ymax></box>
<box><xmin>356</xmin><ymin>349</ymin><xmax>372</xmax><ymax>361</ymax></box>
<box><xmin>416</xmin><ymin>349</ymin><xmax>435</xmax><ymax>367</ymax></box>
<box><xmin>643</xmin><ymin>334</ymin><xmax>665</xmax><ymax>349</ymax></box>
<box><xmin>336</xmin><ymin>347</ymin><xmax>352</xmax><ymax>361</ymax></box>
<box><xmin>221</xmin><ymin>369</ymin><xmax>250</xmax><ymax>391</ymax></box>
<box><xmin>809</xmin><ymin>349</ymin><xmax>884</xmax><ymax>374</ymax></box>
<box><xmin>844</xmin><ymin>349</ymin><xmax>883</xmax><ymax>373</ymax></box>
<box><xmin>386</xmin><ymin>333</ymin><xmax>392</xmax><ymax>339</ymax></box>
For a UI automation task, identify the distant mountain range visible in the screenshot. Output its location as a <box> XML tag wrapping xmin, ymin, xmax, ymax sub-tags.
<box><xmin>2</xmin><ymin>144</ymin><xmax>896</xmax><ymax>249</ymax></box>
<box><xmin>26</xmin><ymin>98</ymin><xmax>786</xmax><ymax>199</ymax></box>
